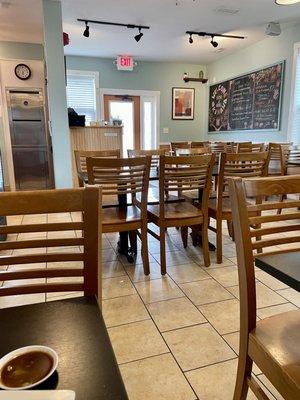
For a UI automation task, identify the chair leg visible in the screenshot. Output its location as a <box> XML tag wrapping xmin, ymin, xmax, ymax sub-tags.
<box><xmin>277</xmin><ymin>194</ymin><xmax>286</xmax><ymax>215</ymax></box>
<box><xmin>201</xmin><ymin>222</ymin><xmax>210</xmax><ymax>267</ymax></box>
<box><xmin>227</xmin><ymin>220</ymin><xmax>235</xmax><ymax>242</ymax></box>
<box><xmin>233</xmin><ymin>355</ymin><xmax>253</xmax><ymax>400</ymax></box>
<box><xmin>160</xmin><ymin>226</ymin><xmax>167</xmax><ymax>275</ymax></box>
<box><xmin>141</xmin><ymin>224</ymin><xmax>150</xmax><ymax>275</ymax></box>
<box><xmin>181</xmin><ymin>226</ymin><xmax>188</xmax><ymax>248</ymax></box>
<box><xmin>216</xmin><ymin>218</ymin><xmax>223</xmax><ymax>264</ymax></box>
<box><xmin>129</xmin><ymin>230</ymin><xmax>137</xmax><ymax>254</ymax></box>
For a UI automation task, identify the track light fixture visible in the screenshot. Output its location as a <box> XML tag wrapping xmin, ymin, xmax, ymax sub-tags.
<box><xmin>134</xmin><ymin>28</ymin><xmax>144</xmax><ymax>42</ymax></box>
<box><xmin>210</xmin><ymin>36</ymin><xmax>218</xmax><ymax>48</ymax></box>
<box><xmin>78</xmin><ymin>19</ymin><xmax>150</xmax><ymax>41</ymax></box>
<box><xmin>275</xmin><ymin>0</ymin><xmax>300</xmax><ymax>4</ymax></box>
<box><xmin>83</xmin><ymin>21</ymin><xmax>90</xmax><ymax>38</ymax></box>
<box><xmin>186</xmin><ymin>30</ymin><xmax>245</xmax><ymax>46</ymax></box>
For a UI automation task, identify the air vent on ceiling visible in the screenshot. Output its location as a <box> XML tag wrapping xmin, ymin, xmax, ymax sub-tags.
<box><xmin>215</xmin><ymin>7</ymin><xmax>239</xmax><ymax>15</ymax></box>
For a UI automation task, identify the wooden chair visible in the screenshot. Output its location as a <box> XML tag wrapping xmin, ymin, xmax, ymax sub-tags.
<box><xmin>209</xmin><ymin>142</ymin><xmax>227</xmax><ymax>154</ymax></box>
<box><xmin>228</xmin><ymin>175</ymin><xmax>300</xmax><ymax>400</ymax></box>
<box><xmin>267</xmin><ymin>143</ymin><xmax>292</xmax><ymax>176</ymax></box>
<box><xmin>159</xmin><ymin>143</ymin><xmax>172</xmax><ymax>154</ymax></box>
<box><xmin>287</xmin><ymin>145</ymin><xmax>300</xmax><ymax>175</ymax></box>
<box><xmin>0</xmin><ymin>187</ymin><xmax>102</xmax><ymax>301</ymax></box>
<box><xmin>208</xmin><ymin>152</ymin><xmax>269</xmax><ymax>263</ymax></box>
<box><xmin>190</xmin><ymin>141</ymin><xmax>210</xmax><ymax>148</ymax></box>
<box><xmin>87</xmin><ymin>156</ymin><xmax>151</xmax><ymax>275</ymax></box>
<box><xmin>237</xmin><ymin>143</ymin><xmax>265</xmax><ymax>153</ymax></box>
<box><xmin>175</xmin><ymin>147</ymin><xmax>211</xmax><ymax>156</ymax></box>
<box><xmin>75</xmin><ymin>150</ymin><xmax>121</xmax><ymax>187</ymax></box>
<box><xmin>127</xmin><ymin>149</ymin><xmax>165</xmax><ymax>173</ymax></box>
<box><xmin>148</xmin><ymin>154</ymin><xmax>215</xmax><ymax>274</ymax></box>
<box><xmin>170</xmin><ymin>141</ymin><xmax>190</xmax><ymax>154</ymax></box>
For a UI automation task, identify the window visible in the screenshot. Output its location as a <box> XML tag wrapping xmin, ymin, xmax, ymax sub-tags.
<box><xmin>289</xmin><ymin>44</ymin><xmax>300</xmax><ymax>144</ymax></box>
<box><xmin>141</xmin><ymin>96</ymin><xmax>157</xmax><ymax>150</ymax></box>
<box><xmin>66</xmin><ymin>70</ymin><xmax>99</xmax><ymax>125</ymax></box>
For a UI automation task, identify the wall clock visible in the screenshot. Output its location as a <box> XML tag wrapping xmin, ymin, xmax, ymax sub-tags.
<box><xmin>14</xmin><ymin>64</ymin><xmax>31</xmax><ymax>80</ymax></box>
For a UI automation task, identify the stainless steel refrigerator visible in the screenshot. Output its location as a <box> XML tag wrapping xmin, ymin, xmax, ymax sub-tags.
<box><xmin>6</xmin><ymin>89</ymin><xmax>54</xmax><ymax>190</ymax></box>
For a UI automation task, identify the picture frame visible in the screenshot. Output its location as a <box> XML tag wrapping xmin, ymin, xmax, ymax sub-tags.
<box><xmin>172</xmin><ymin>87</ymin><xmax>195</xmax><ymax>120</ymax></box>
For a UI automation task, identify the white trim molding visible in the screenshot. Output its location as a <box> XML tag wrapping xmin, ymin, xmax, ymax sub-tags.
<box><xmin>288</xmin><ymin>42</ymin><xmax>300</xmax><ymax>143</ymax></box>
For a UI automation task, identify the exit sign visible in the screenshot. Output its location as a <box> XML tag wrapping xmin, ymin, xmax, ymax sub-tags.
<box><xmin>117</xmin><ymin>55</ymin><xmax>134</xmax><ymax>71</ymax></box>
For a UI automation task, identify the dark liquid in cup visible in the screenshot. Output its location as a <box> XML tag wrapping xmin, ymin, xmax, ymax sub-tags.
<box><xmin>0</xmin><ymin>351</ymin><xmax>53</xmax><ymax>388</ymax></box>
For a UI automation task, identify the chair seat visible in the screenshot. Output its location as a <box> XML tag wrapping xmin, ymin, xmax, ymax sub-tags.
<box><xmin>249</xmin><ymin>309</ymin><xmax>300</xmax><ymax>397</ymax></box>
<box><xmin>208</xmin><ymin>196</ymin><xmax>252</xmax><ymax>218</ymax></box>
<box><xmin>208</xmin><ymin>197</ymin><xmax>233</xmax><ymax>215</ymax></box>
<box><xmin>102</xmin><ymin>205</ymin><xmax>141</xmax><ymax>226</ymax></box>
<box><xmin>148</xmin><ymin>201</ymin><xmax>203</xmax><ymax>221</ymax></box>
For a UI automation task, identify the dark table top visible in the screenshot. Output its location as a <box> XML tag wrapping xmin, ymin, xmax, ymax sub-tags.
<box><xmin>255</xmin><ymin>251</ymin><xmax>300</xmax><ymax>292</ymax></box>
<box><xmin>0</xmin><ymin>296</ymin><xmax>128</xmax><ymax>400</ymax></box>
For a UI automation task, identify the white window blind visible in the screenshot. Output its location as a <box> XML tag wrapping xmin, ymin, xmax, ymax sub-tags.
<box><xmin>66</xmin><ymin>72</ymin><xmax>98</xmax><ymax>125</ymax></box>
<box><xmin>290</xmin><ymin>48</ymin><xmax>300</xmax><ymax>144</ymax></box>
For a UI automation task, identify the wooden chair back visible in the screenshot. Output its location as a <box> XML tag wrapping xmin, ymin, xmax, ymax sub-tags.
<box><xmin>229</xmin><ymin>174</ymin><xmax>300</xmax><ymax>332</ymax></box>
<box><xmin>175</xmin><ymin>147</ymin><xmax>211</xmax><ymax>156</ymax></box>
<box><xmin>237</xmin><ymin>142</ymin><xmax>265</xmax><ymax>153</ymax></box>
<box><xmin>190</xmin><ymin>141</ymin><xmax>210</xmax><ymax>148</ymax></box>
<box><xmin>159</xmin><ymin>154</ymin><xmax>215</xmax><ymax>218</ymax></box>
<box><xmin>217</xmin><ymin>152</ymin><xmax>269</xmax><ymax>205</ymax></box>
<box><xmin>127</xmin><ymin>149</ymin><xmax>165</xmax><ymax>172</ymax></box>
<box><xmin>75</xmin><ymin>149</ymin><xmax>121</xmax><ymax>187</ymax></box>
<box><xmin>87</xmin><ymin>156</ymin><xmax>151</xmax><ymax>213</ymax></box>
<box><xmin>0</xmin><ymin>187</ymin><xmax>101</xmax><ymax>299</ymax></box>
<box><xmin>210</xmin><ymin>142</ymin><xmax>227</xmax><ymax>154</ymax></box>
<box><xmin>268</xmin><ymin>142</ymin><xmax>292</xmax><ymax>175</ymax></box>
<box><xmin>170</xmin><ymin>141</ymin><xmax>190</xmax><ymax>153</ymax></box>
<box><xmin>288</xmin><ymin>145</ymin><xmax>300</xmax><ymax>173</ymax></box>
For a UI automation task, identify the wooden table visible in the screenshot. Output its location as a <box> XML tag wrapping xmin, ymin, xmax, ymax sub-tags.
<box><xmin>0</xmin><ymin>296</ymin><xmax>128</xmax><ymax>400</ymax></box>
<box><xmin>255</xmin><ymin>251</ymin><xmax>300</xmax><ymax>292</ymax></box>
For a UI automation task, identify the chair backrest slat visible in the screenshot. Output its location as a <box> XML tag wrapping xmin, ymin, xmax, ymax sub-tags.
<box><xmin>237</xmin><ymin>142</ymin><xmax>265</xmax><ymax>153</ymax></box>
<box><xmin>159</xmin><ymin>154</ymin><xmax>215</xmax><ymax>217</ymax></box>
<box><xmin>0</xmin><ymin>187</ymin><xmax>101</xmax><ymax>299</ymax></box>
<box><xmin>175</xmin><ymin>147</ymin><xmax>211</xmax><ymax>156</ymax></box>
<box><xmin>229</xmin><ymin>175</ymin><xmax>300</xmax><ymax>333</ymax></box>
<box><xmin>87</xmin><ymin>157</ymin><xmax>151</xmax><ymax>197</ymax></box>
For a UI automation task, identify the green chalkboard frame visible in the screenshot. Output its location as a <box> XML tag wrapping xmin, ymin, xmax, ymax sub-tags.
<box><xmin>208</xmin><ymin>60</ymin><xmax>285</xmax><ymax>133</ymax></box>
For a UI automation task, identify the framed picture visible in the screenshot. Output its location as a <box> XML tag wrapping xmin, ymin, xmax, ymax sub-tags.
<box><xmin>172</xmin><ymin>87</ymin><xmax>195</xmax><ymax>120</ymax></box>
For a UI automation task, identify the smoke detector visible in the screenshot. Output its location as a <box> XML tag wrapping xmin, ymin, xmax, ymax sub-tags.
<box><xmin>266</xmin><ymin>22</ymin><xmax>281</xmax><ymax>36</ymax></box>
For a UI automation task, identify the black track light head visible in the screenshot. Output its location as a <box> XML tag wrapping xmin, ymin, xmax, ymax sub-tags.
<box><xmin>210</xmin><ymin>36</ymin><xmax>218</xmax><ymax>48</ymax></box>
<box><xmin>189</xmin><ymin>34</ymin><xmax>193</xmax><ymax>44</ymax></box>
<box><xmin>83</xmin><ymin>21</ymin><xmax>90</xmax><ymax>37</ymax></box>
<box><xmin>134</xmin><ymin>28</ymin><xmax>143</xmax><ymax>42</ymax></box>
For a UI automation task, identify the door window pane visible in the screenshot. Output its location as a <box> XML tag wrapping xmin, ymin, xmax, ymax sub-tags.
<box><xmin>110</xmin><ymin>101</ymin><xmax>134</xmax><ymax>157</ymax></box>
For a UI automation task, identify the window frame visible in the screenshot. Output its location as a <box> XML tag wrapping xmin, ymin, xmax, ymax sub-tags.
<box><xmin>66</xmin><ymin>69</ymin><xmax>100</xmax><ymax>123</ymax></box>
<box><xmin>288</xmin><ymin>42</ymin><xmax>300</xmax><ymax>143</ymax></box>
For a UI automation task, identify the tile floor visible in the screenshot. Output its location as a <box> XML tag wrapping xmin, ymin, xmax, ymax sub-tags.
<box><xmin>1</xmin><ymin>213</ymin><xmax>299</xmax><ymax>400</ymax></box>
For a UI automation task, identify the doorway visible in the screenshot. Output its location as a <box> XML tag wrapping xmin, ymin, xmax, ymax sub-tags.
<box><xmin>104</xmin><ymin>94</ymin><xmax>140</xmax><ymax>156</ymax></box>
<box><xmin>101</xmin><ymin>89</ymin><xmax>160</xmax><ymax>156</ymax></box>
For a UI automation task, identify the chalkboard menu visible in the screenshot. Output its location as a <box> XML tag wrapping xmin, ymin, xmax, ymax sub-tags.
<box><xmin>208</xmin><ymin>62</ymin><xmax>284</xmax><ymax>132</ymax></box>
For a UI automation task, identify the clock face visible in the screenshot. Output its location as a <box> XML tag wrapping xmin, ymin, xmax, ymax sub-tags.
<box><xmin>15</xmin><ymin>64</ymin><xmax>31</xmax><ymax>80</ymax></box>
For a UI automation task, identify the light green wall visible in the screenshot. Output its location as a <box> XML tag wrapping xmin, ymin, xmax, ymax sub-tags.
<box><xmin>43</xmin><ymin>0</ymin><xmax>72</xmax><ymax>188</ymax></box>
<box><xmin>66</xmin><ymin>56</ymin><xmax>207</xmax><ymax>142</ymax></box>
<box><xmin>0</xmin><ymin>41</ymin><xmax>43</xmax><ymax>60</ymax></box>
<box><xmin>205</xmin><ymin>24</ymin><xmax>300</xmax><ymax>142</ymax></box>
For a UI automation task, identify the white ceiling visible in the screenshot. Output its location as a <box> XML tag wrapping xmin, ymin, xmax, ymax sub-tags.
<box><xmin>0</xmin><ymin>0</ymin><xmax>43</xmax><ymax>43</ymax></box>
<box><xmin>62</xmin><ymin>0</ymin><xmax>300</xmax><ymax>63</ymax></box>
<box><xmin>1</xmin><ymin>0</ymin><xmax>300</xmax><ymax>63</ymax></box>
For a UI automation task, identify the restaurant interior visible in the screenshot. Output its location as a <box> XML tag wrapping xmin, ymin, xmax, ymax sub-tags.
<box><xmin>0</xmin><ymin>0</ymin><xmax>300</xmax><ymax>399</ymax></box>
